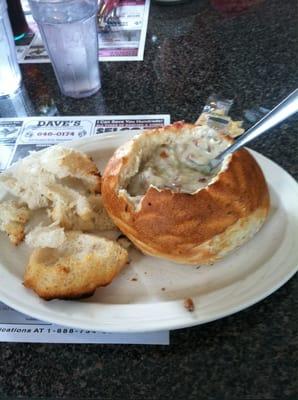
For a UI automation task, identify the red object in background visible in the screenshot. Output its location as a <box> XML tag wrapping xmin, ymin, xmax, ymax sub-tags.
<box><xmin>210</xmin><ymin>0</ymin><xmax>264</xmax><ymax>15</ymax></box>
<box><xmin>99</xmin><ymin>0</ymin><xmax>120</xmax><ymax>18</ymax></box>
<box><xmin>7</xmin><ymin>0</ymin><xmax>30</xmax><ymax>39</ymax></box>
<box><xmin>104</xmin><ymin>0</ymin><xmax>120</xmax><ymax>15</ymax></box>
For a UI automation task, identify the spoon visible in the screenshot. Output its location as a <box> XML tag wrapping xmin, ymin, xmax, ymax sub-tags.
<box><xmin>191</xmin><ymin>89</ymin><xmax>298</xmax><ymax>175</ymax></box>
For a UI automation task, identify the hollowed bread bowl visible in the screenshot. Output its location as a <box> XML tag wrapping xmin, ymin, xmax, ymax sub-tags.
<box><xmin>101</xmin><ymin>122</ymin><xmax>270</xmax><ymax>265</ymax></box>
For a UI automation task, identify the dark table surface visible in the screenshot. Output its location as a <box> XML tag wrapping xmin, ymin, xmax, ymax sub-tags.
<box><xmin>0</xmin><ymin>0</ymin><xmax>297</xmax><ymax>399</ymax></box>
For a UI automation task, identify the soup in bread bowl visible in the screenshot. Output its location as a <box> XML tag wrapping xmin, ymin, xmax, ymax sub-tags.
<box><xmin>101</xmin><ymin>122</ymin><xmax>270</xmax><ymax>265</ymax></box>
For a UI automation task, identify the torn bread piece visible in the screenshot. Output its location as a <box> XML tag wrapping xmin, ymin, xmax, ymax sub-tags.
<box><xmin>68</xmin><ymin>194</ymin><xmax>116</xmax><ymax>231</ymax></box>
<box><xmin>0</xmin><ymin>168</ymin><xmax>54</xmax><ymax>210</ymax></box>
<box><xmin>0</xmin><ymin>145</ymin><xmax>115</xmax><ymax>234</ymax></box>
<box><xmin>0</xmin><ymin>149</ymin><xmax>56</xmax><ymax>209</ymax></box>
<box><xmin>0</xmin><ymin>200</ymin><xmax>30</xmax><ymax>245</ymax></box>
<box><xmin>40</xmin><ymin>146</ymin><xmax>101</xmax><ymax>193</ymax></box>
<box><xmin>25</xmin><ymin>224</ymin><xmax>66</xmax><ymax>248</ymax></box>
<box><xmin>48</xmin><ymin>191</ymin><xmax>115</xmax><ymax>231</ymax></box>
<box><xmin>24</xmin><ymin>231</ymin><xmax>129</xmax><ymax>300</ymax></box>
<box><xmin>46</xmin><ymin>183</ymin><xmax>93</xmax><ymax>222</ymax></box>
<box><xmin>0</xmin><ymin>146</ymin><xmax>101</xmax><ymax>210</ymax></box>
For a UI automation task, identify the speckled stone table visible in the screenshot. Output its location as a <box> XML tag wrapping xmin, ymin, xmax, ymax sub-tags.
<box><xmin>0</xmin><ymin>0</ymin><xmax>297</xmax><ymax>399</ymax></box>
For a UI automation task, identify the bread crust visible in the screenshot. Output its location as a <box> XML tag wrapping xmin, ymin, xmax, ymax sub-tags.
<box><xmin>101</xmin><ymin>123</ymin><xmax>270</xmax><ymax>265</ymax></box>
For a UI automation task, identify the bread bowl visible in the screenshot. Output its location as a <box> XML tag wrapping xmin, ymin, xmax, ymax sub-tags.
<box><xmin>101</xmin><ymin>122</ymin><xmax>270</xmax><ymax>265</ymax></box>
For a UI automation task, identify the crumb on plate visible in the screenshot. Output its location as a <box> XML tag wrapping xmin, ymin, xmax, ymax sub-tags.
<box><xmin>184</xmin><ymin>298</ymin><xmax>195</xmax><ymax>312</ymax></box>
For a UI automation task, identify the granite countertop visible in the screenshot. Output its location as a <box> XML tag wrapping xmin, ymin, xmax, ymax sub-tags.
<box><xmin>0</xmin><ymin>0</ymin><xmax>297</xmax><ymax>399</ymax></box>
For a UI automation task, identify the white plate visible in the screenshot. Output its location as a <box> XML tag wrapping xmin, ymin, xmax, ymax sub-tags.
<box><xmin>0</xmin><ymin>131</ymin><xmax>297</xmax><ymax>332</ymax></box>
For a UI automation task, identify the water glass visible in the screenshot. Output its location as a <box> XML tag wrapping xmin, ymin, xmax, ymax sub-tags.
<box><xmin>28</xmin><ymin>0</ymin><xmax>101</xmax><ymax>98</ymax></box>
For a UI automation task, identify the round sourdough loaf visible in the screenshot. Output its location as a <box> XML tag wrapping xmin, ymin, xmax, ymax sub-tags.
<box><xmin>101</xmin><ymin>122</ymin><xmax>270</xmax><ymax>265</ymax></box>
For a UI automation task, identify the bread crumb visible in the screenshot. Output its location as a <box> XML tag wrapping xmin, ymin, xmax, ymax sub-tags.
<box><xmin>160</xmin><ymin>150</ymin><xmax>168</xmax><ymax>158</ymax></box>
<box><xmin>184</xmin><ymin>298</ymin><xmax>195</xmax><ymax>312</ymax></box>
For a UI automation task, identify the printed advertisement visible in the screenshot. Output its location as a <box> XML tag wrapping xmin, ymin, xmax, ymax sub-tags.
<box><xmin>0</xmin><ymin>114</ymin><xmax>170</xmax><ymax>169</ymax></box>
<box><xmin>16</xmin><ymin>0</ymin><xmax>150</xmax><ymax>63</ymax></box>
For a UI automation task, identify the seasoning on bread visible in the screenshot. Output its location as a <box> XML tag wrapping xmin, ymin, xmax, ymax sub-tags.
<box><xmin>0</xmin><ymin>200</ymin><xmax>30</xmax><ymax>245</ymax></box>
<box><xmin>24</xmin><ymin>230</ymin><xmax>128</xmax><ymax>300</ymax></box>
<box><xmin>101</xmin><ymin>122</ymin><xmax>270</xmax><ymax>265</ymax></box>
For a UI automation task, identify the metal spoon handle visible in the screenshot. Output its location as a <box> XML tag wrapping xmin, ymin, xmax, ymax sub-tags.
<box><xmin>215</xmin><ymin>88</ymin><xmax>298</xmax><ymax>165</ymax></box>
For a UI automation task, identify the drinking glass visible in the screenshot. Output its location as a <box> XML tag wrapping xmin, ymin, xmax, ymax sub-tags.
<box><xmin>28</xmin><ymin>0</ymin><xmax>101</xmax><ymax>98</ymax></box>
